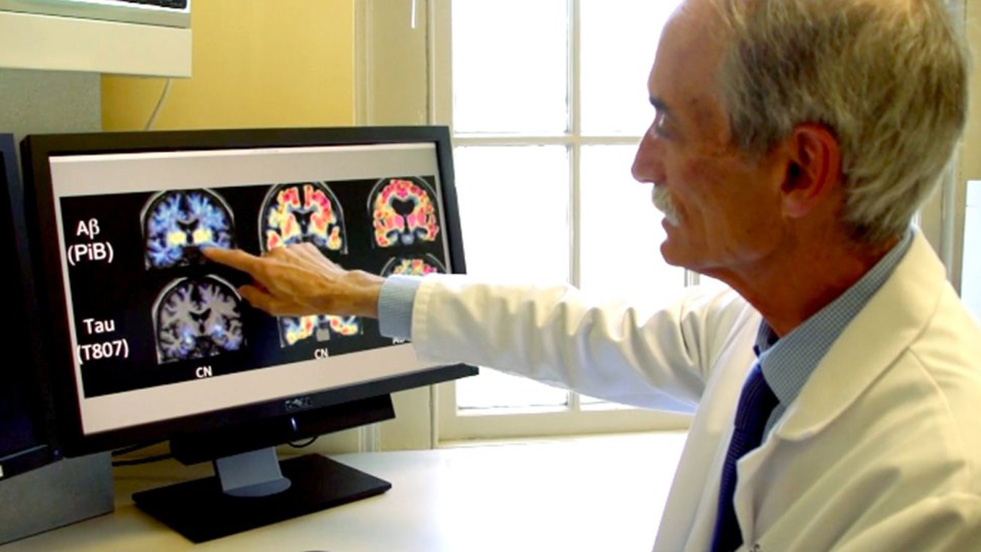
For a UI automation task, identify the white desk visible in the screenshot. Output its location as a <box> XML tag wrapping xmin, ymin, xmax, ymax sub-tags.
<box><xmin>1</xmin><ymin>432</ymin><xmax>687</xmax><ymax>552</ymax></box>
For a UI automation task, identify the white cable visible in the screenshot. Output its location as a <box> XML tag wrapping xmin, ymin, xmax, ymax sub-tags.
<box><xmin>145</xmin><ymin>78</ymin><xmax>173</xmax><ymax>131</ymax></box>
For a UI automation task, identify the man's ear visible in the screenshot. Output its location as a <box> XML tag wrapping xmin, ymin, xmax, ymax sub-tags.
<box><xmin>780</xmin><ymin>123</ymin><xmax>842</xmax><ymax>218</ymax></box>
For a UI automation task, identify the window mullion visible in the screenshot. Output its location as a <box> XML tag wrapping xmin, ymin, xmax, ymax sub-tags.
<box><xmin>569</xmin><ymin>0</ymin><xmax>582</xmax><ymax>290</ymax></box>
<box><xmin>570</xmin><ymin>0</ymin><xmax>583</xmax><ymax>409</ymax></box>
<box><xmin>569</xmin><ymin>0</ymin><xmax>581</xmax><ymax>140</ymax></box>
<box><xmin>452</xmin><ymin>135</ymin><xmax>640</xmax><ymax>146</ymax></box>
<box><xmin>452</xmin><ymin>135</ymin><xmax>575</xmax><ymax>146</ymax></box>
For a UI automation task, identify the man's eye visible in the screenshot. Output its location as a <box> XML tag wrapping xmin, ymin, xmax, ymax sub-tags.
<box><xmin>651</xmin><ymin>110</ymin><xmax>670</xmax><ymax>138</ymax></box>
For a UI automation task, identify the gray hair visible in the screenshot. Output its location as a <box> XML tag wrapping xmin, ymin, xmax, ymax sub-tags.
<box><xmin>708</xmin><ymin>0</ymin><xmax>970</xmax><ymax>245</ymax></box>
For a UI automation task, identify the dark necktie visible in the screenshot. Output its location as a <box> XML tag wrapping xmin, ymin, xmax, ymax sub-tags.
<box><xmin>711</xmin><ymin>363</ymin><xmax>779</xmax><ymax>552</ymax></box>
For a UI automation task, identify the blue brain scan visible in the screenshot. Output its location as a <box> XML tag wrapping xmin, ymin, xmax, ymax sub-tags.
<box><xmin>142</xmin><ymin>189</ymin><xmax>235</xmax><ymax>269</ymax></box>
<box><xmin>153</xmin><ymin>275</ymin><xmax>245</xmax><ymax>364</ymax></box>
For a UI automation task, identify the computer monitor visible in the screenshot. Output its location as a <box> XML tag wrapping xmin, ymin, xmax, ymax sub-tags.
<box><xmin>0</xmin><ymin>132</ymin><xmax>60</xmax><ymax>482</ymax></box>
<box><xmin>20</xmin><ymin>126</ymin><xmax>476</xmax><ymax>542</ymax></box>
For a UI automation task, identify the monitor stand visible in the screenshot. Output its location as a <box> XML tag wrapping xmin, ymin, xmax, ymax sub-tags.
<box><xmin>132</xmin><ymin>447</ymin><xmax>391</xmax><ymax>543</ymax></box>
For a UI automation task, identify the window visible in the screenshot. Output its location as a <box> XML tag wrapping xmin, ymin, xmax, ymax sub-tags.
<box><xmin>434</xmin><ymin>0</ymin><xmax>696</xmax><ymax>440</ymax></box>
<box><xmin>358</xmin><ymin>0</ymin><xmax>963</xmax><ymax>450</ymax></box>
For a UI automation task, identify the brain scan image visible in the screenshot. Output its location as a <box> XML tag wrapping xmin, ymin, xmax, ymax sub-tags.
<box><xmin>369</xmin><ymin>177</ymin><xmax>440</xmax><ymax>248</ymax></box>
<box><xmin>142</xmin><ymin>190</ymin><xmax>235</xmax><ymax>270</ymax></box>
<box><xmin>324</xmin><ymin>315</ymin><xmax>360</xmax><ymax>336</ymax></box>
<box><xmin>153</xmin><ymin>275</ymin><xmax>245</xmax><ymax>364</ymax></box>
<box><xmin>260</xmin><ymin>182</ymin><xmax>347</xmax><ymax>254</ymax></box>
<box><xmin>278</xmin><ymin>315</ymin><xmax>361</xmax><ymax>348</ymax></box>
<box><xmin>380</xmin><ymin>254</ymin><xmax>447</xmax><ymax>277</ymax></box>
<box><xmin>261</xmin><ymin>185</ymin><xmax>354</xmax><ymax>348</ymax></box>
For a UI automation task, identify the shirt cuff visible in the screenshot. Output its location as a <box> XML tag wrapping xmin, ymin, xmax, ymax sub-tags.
<box><xmin>377</xmin><ymin>275</ymin><xmax>423</xmax><ymax>339</ymax></box>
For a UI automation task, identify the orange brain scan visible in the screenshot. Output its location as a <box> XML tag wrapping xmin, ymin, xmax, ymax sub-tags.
<box><xmin>381</xmin><ymin>254</ymin><xmax>447</xmax><ymax>277</ymax></box>
<box><xmin>260</xmin><ymin>184</ymin><xmax>357</xmax><ymax>348</ymax></box>
<box><xmin>369</xmin><ymin>178</ymin><xmax>440</xmax><ymax>247</ymax></box>
<box><xmin>279</xmin><ymin>315</ymin><xmax>360</xmax><ymax>348</ymax></box>
<box><xmin>260</xmin><ymin>182</ymin><xmax>346</xmax><ymax>254</ymax></box>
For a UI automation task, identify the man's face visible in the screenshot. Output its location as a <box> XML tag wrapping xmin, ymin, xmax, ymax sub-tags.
<box><xmin>632</xmin><ymin>0</ymin><xmax>787</xmax><ymax>279</ymax></box>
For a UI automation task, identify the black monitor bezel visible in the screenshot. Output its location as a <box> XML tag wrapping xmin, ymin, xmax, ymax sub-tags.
<box><xmin>21</xmin><ymin>126</ymin><xmax>474</xmax><ymax>457</ymax></box>
<box><xmin>0</xmin><ymin>132</ymin><xmax>62</xmax><ymax>479</ymax></box>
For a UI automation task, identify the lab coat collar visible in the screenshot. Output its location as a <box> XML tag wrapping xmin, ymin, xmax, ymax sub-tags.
<box><xmin>771</xmin><ymin>229</ymin><xmax>944</xmax><ymax>442</ymax></box>
<box><xmin>731</xmin><ymin>231</ymin><xmax>945</xmax><ymax>544</ymax></box>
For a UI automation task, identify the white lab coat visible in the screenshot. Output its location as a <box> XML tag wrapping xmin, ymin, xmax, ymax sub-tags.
<box><xmin>408</xmin><ymin>231</ymin><xmax>981</xmax><ymax>551</ymax></box>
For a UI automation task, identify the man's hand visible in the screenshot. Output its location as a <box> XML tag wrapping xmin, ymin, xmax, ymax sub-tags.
<box><xmin>202</xmin><ymin>244</ymin><xmax>385</xmax><ymax>318</ymax></box>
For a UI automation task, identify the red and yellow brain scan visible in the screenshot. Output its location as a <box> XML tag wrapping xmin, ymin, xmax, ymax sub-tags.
<box><xmin>381</xmin><ymin>254</ymin><xmax>447</xmax><ymax>277</ymax></box>
<box><xmin>260</xmin><ymin>182</ymin><xmax>346</xmax><ymax>254</ymax></box>
<box><xmin>369</xmin><ymin>177</ymin><xmax>440</xmax><ymax>248</ymax></box>
<box><xmin>279</xmin><ymin>315</ymin><xmax>360</xmax><ymax>348</ymax></box>
<box><xmin>261</xmin><ymin>185</ymin><xmax>357</xmax><ymax>348</ymax></box>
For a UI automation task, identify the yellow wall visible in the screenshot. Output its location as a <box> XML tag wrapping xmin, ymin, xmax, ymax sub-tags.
<box><xmin>102</xmin><ymin>0</ymin><xmax>356</xmax><ymax>131</ymax></box>
<box><xmin>100</xmin><ymin>0</ymin><xmax>361</xmax><ymax>455</ymax></box>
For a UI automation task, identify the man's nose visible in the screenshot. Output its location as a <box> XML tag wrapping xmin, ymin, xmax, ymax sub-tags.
<box><xmin>631</xmin><ymin>132</ymin><xmax>665</xmax><ymax>184</ymax></box>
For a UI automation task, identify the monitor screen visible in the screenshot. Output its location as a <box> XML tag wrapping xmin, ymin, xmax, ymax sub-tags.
<box><xmin>21</xmin><ymin>127</ymin><xmax>475</xmax><ymax>541</ymax></box>
<box><xmin>23</xmin><ymin>127</ymin><xmax>476</xmax><ymax>542</ymax></box>
<box><xmin>0</xmin><ymin>132</ymin><xmax>59</xmax><ymax>481</ymax></box>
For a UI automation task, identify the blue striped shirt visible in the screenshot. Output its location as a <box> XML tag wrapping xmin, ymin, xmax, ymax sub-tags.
<box><xmin>377</xmin><ymin>275</ymin><xmax>423</xmax><ymax>340</ymax></box>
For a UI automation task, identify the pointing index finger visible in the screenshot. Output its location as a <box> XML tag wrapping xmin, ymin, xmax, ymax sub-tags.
<box><xmin>202</xmin><ymin>247</ymin><xmax>263</xmax><ymax>276</ymax></box>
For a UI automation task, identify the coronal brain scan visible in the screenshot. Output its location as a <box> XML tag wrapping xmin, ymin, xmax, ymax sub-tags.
<box><xmin>381</xmin><ymin>254</ymin><xmax>447</xmax><ymax>277</ymax></box>
<box><xmin>260</xmin><ymin>182</ymin><xmax>347</xmax><ymax>254</ymax></box>
<box><xmin>142</xmin><ymin>190</ymin><xmax>235</xmax><ymax>269</ymax></box>
<box><xmin>279</xmin><ymin>315</ymin><xmax>361</xmax><ymax>348</ymax></box>
<box><xmin>154</xmin><ymin>276</ymin><xmax>245</xmax><ymax>364</ymax></box>
<box><xmin>369</xmin><ymin>177</ymin><xmax>440</xmax><ymax>248</ymax></box>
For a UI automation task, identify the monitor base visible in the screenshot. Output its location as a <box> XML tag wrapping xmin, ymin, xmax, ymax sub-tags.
<box><xmin>132</xmin><ymin>453</ymin><xmax>391</xmax><ymax>543</ymax></box>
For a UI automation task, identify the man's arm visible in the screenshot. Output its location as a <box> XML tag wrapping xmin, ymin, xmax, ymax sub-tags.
<box><xmin>204</xmin><ymin>244</ymin><xmax>422</xmax><ymax>341</ymax></box>
<box><xmin>203</xmin><ymin>243</ymin><xmax>747</xmax><ymax>411</ymax></box>
<box><xmin>403</xmin><ymin>273</ymin><xmax>755</xmax><ymax>411</ymax></box>
<box><xmin>202</xmin><ymin>244</ymin><xmax>384</xmax><ymax>318</ymax></box>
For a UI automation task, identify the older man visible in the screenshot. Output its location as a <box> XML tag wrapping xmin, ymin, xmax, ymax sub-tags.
<box><xmin>206</xmin><ymin>0</ymin><xmax>981</xmax><ymax>549</ymax></box>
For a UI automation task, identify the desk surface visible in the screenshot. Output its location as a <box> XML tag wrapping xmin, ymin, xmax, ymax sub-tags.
<box><xmin>1</xmin><ymin>432</ymin><xmax>687</xmax><ymax>552</ymax></box>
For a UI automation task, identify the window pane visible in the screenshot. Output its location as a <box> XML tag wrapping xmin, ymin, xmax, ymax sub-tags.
<box><xmin>453</xmin><ymin>146</ymin><xmax>570</xmax><ymax>282</ymax></box>
<box><xmin>580</xmin><ymin>0</ymin><xmax>682</xmax><ymax>135</ymax></box>
<box><xmin>452</xmin><ymin>0</ymin><xmax>569</xmax><ymax>134</ymax></box>
<box><xmin>453</xmin><ymin>146</ymin><xmax>572</xmax><ymax>411</ymax></box>
<box><xmin>579</xmin><ymin>145</ymin><xmax>685</xmax><ymax>297</ymax></box>
<box><xmin>580</xmin><ymin>393</ymin><xmax>632</xmax><ymax>410</ymax></box>
<box><xmin>457</xmin><ymin>369</ymin><xmax>569</xmax><ymax>412</ymax></box>
<box><xmin>697</xmin><ymin>275</ymin><xmax>731</xmax><ymax>294</ymax></box>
